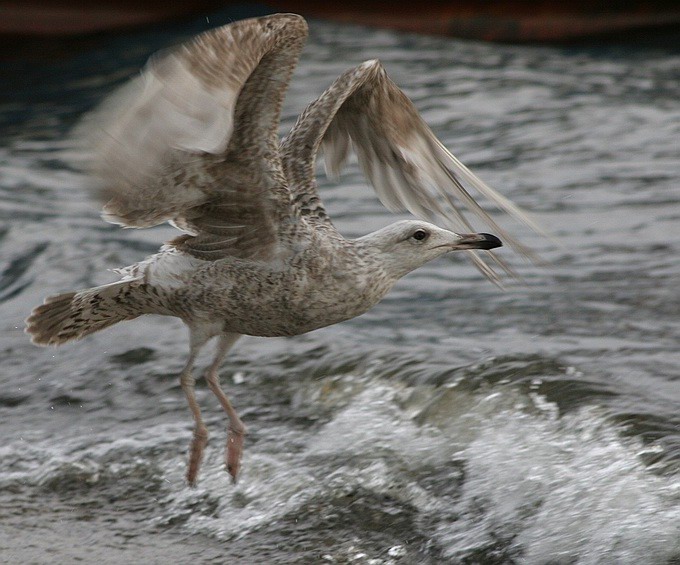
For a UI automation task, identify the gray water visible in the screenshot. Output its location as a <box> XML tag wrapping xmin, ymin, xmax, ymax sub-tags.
<box><xmin>1</xmin><ymin>12</ymin><xmax>679</xmax><ymax>565</ymax></box>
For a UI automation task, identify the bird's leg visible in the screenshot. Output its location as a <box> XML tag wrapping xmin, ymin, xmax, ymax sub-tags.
<box><xmin>180</xmin><ymin>336</ymin><xmax>209</xmax><ymax>487</ymax></box>
<box><xmin>204</xmin><ymin>333</ymin><xmax>244</xmax><ymax>483</ymax></box>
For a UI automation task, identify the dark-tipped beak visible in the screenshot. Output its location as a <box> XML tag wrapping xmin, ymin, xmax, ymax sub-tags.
<box><xmin>455</xmin><ymin>232</ymin><xmax>503</xmax><ymax>250</ymax></box>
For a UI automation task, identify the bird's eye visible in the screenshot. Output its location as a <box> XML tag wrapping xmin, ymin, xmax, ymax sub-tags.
<box><xmin>411</xmin><ymin>229</ymin><xmax>429</xmax><ymax>241</ymax></box>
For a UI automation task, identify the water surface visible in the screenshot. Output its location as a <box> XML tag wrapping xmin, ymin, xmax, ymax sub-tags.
<box><xmin>1</xmin><ymin>11</ymin><xmax>679</xmax><ymax>565</ymax></box>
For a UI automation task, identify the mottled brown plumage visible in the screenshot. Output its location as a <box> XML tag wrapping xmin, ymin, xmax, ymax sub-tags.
<box><xmin>26</xmin><ymin>14</ymin><xmax>538</xmax><ymax>486</ymax></box>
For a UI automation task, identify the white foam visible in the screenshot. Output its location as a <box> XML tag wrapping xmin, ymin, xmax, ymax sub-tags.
<box><xmin>156</xmin><ymin>375</ymin><xmax>680</xmax><ymax>564</ymax></box>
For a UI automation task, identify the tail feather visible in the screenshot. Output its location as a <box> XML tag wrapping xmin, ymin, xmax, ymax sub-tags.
<box><xmin>26</xmin><ymin>281</ymin><xmax>146</xmax><ymax>346</ymax></box>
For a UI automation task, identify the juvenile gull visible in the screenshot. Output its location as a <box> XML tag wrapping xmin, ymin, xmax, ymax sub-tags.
<box><xmin>26</xmin><ymin>14</ymin><xmax>540</xmax><ymax>485</ymax></box>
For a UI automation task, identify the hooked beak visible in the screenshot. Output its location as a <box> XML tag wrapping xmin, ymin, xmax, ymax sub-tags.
<box><xmin>448</xmin><ymin>232</ymin><xmax>503</xmax><ymax>251</ymax></box>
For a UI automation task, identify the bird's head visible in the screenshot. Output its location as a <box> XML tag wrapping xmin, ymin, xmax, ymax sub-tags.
<box><xmin>356</xmin><ymin>220</ymin><xmax>502</xmax><ymax>280</ymax></box>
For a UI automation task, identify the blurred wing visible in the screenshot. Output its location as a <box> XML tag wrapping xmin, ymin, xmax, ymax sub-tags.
<box><xmin>76</xmin><ymin>14</ymin><xmax>308</xmax><ymax>260</ymax></box>
<box><xmin>283</xmin><ymin>59</ymin><xmax>545</xmax><ymax>282</ymax></box>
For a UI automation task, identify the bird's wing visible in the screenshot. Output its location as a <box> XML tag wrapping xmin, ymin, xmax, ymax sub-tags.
<box><xmin>282</xmin><ymin>60</ymin><xmax>545</xmax><ymax>282</ymax></box>
<box><xmin>75</xmin><ymin>14</ymin><xmax>308</xmax><ymax>260</ymax></box>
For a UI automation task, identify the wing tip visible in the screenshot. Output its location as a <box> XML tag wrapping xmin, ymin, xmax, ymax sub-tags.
<box><xmin>359</xmin><ymin>59</ymin><xmax>384</xmax><ymax>75</ymax></box>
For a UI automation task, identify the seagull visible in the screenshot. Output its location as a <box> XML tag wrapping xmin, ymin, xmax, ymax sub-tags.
<box><xmin>26</xmin><ymin>14</ymin><xmax>541</xmax><ymax>486</ymax></box>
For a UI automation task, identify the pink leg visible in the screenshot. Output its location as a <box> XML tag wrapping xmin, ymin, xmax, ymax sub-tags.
<box><xmin>179</xmin><ymin>335</ymin><xmax>209</xmax><ymax>487</ymax></box>
<box><xmin>204</xmin><ymin>334</ymin><xmax>244</xmax><ymax>483</ymax></box>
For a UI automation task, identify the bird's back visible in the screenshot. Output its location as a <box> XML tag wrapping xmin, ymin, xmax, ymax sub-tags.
<box><xmin>154</xmin><ymin>226</ymin><xmax>388</xmax><ymax>337</ymax></box>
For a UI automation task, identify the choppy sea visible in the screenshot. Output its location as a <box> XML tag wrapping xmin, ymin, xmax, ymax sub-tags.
<box><xmin>1</xmin><ymin>9</ymin><xmax>678</xmax><ymax>564</ymax></box>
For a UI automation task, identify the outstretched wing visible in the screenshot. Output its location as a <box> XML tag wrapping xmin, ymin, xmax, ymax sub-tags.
<box><xmin>282</xmin><ymin>59</ymin><xmax>544</xmax><ymax>281</ymax></box>
<box><xmin>76</xmin><ymin>14</ymin><xmax>308</xmax><ymax>260</ymax></box>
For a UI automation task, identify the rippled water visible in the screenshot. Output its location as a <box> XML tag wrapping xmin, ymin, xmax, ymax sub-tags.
<box><xmin>1</xmin><ymin>10</ymin><xmax>679</xmax><ymax>565</ymax></box>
